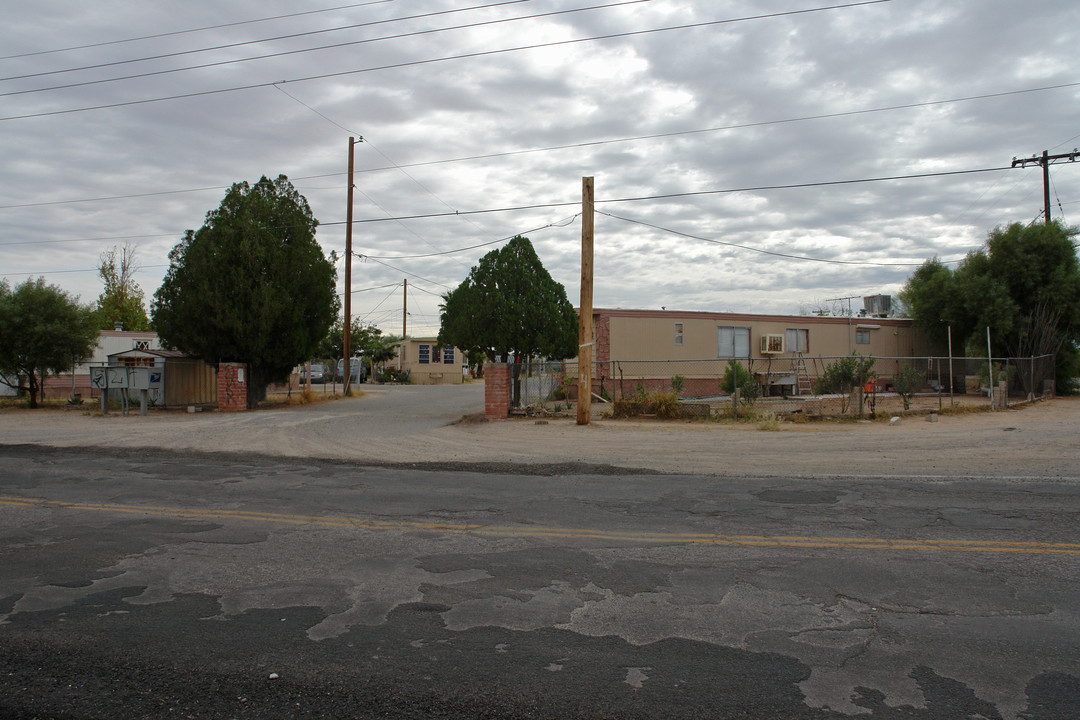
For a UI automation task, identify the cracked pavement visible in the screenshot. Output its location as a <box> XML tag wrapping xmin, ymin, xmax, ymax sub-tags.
<box><xmin>1</xmin><ymin>389</ymin><xmax>1078</xmax><ymax>718</ymax></box>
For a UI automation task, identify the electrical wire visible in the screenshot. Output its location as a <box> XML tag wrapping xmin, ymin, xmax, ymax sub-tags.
<box><xmin>2</xmin><ymin>0</ymin><xmax>630</xmax><ymax>94</ymax></box>
<box><xmin>358</xmin><ymin>284</ymin><xmax>401</xmax><ymax>323</ymax></box>
<box><xmin>0</xmin><ymin>166</ymin><xmax>1019</xmax><ymax>254</ymax></box>
<box><xmin>0</xmin><ymin>1</ymin><xmax>892</xmax><ymax>121</ymax></box>
<box><xmin>350</xmin><ymin>282</ymin><xmax>402</xmax><ymax>294</ymax></box>
<box><xmin>3</xmin><ymin>80</ymin><xmax>1070</xmax><ymax>211</ymax></box>
<box><xmin>598</xmin><ymin>210</ymin><xmax>957</xmax><ymax>266</ymax></box>
<box><xmin>0</xmin><ymin>0</ymin><xmax>400</xmax><ymax>60</ymax></box>
<box><xmin>359</xmin><ymin>256</ymin><xmax>452</xmax><ymax>289</ymax></box>
<box><xmin>356</xmin><ymin>215</ymin><xmax>579</xmax><ymax>259</ymax></box>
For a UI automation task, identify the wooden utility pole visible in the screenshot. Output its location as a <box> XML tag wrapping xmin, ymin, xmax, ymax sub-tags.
<box><xmin>1011</xmin><ymin>149</ymin><xmax>1079</xmax><ymax>224</ymax></box>
<box><xmin>577</xmin><ymin>177</ymin><xmax>594</xmax><ymax>426</ymax></box>
<box><xmin>399</xmin><ymin>279</ymin><xmax>408</xmax><ymax>371</ymax></box>
<box><xmin>343</xmin><ymin>137</ymin><xmax>357</xmax><ymax>395</ymax></box>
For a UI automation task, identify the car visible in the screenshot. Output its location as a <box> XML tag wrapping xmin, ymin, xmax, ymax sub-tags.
<box><xmin>299</xmin><ymin>363</ymin><xmax>327</xmax><ymax>384</ymax></box>
<box><xmin>336</xmin><ymin>358</ymin><xmax>367</xmax><ymax>384</ymax></box>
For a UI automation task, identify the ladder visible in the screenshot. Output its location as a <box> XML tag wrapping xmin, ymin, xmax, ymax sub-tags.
<box><xmin>794</xmin><ymin>353</ymin><xmax>813</xmax><ymax>396</ymax></box>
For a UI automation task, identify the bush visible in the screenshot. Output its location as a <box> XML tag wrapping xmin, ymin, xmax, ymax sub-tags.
<box><xmin>377</xmin><ymin>368</ymin><xmax>411</xmax><ymax>384</ymax></box>
<box><xmin>819</xmin><ymin>353</ymin><xmax>875</xmax><ymax>415</ymax></box>
<box><xmin>649</xmin><ymin>391</ymin><xmax>682</xmax><ymax>419</ymax></box>
<box><xmin>611</xmin><ymin>398</ymin><xmax>645</xmax><ymax>418</ymax></box>
<box><xmin>670</xmin><ymin>375</ymin><xmax>685</xmax><ymax>396</ymax></box>
<box><xmin>891</xmin><ymin>365</ymin><xmax>924</xmax><ymax>410</ymax></box>
<box><xmin>720</xmin><ymin>360</ymin><xmax>760</xmax><ymax>405</ymax></box>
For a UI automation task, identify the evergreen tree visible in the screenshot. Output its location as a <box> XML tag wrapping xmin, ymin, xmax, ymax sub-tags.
<box><xmin>438</xmin><ymin>236</ymin><xmax>577</xmax><ymax>363</ymax></box>
<box><xmin>151</xmin><ymin>175</ymin><xmax>339</xmax><ymax>408</ymax></box>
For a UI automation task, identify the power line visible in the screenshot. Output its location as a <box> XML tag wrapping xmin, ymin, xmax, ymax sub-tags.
<box><xmin>0</xmin><ymin>232</ymin><xmax>177</xmax><ymax>247</ymax></box>
<box><xmin>0</xmin><ymin>0</ymin><xmax>400</xmax><ymax>60</ymax></box>
<box><xmin>3</xmin><ymin>80</ymin><xmax>1070</xmax><ymax>211</ymax></box>
<box><xmin>346</xmin><ymin>82</ymin><xmax>1080</xmax><ymax>175</ymax></box>
<box><xmin>356</xmin><ymin>215</ymin><xmax>579</xmax><ymax>259</ymax></box>
<box><xmin>598</xmin><ymin>211</ymin><xmax>949</xmax><ymax>266</ymax></box>
<box><xmin>320</xmin><ymin>165</ymin><xmax>1013</xmax><ymax>226</ymax></box>
<box><xmin>350</xmin><ymin>282</ymin><xmax>402</xmax><ymax>294</ymax></box>
<box><xmin>0</xmin><ymin>166</ymin><xmax>1018</xmax><ymax>256</ymax></box>
<box><xmin>1</xmin><ymin>0</ymin><xmax>601</xmax><ymax>93</ymax></box>
<box><xmin>0</xmin><ymin>0</ymin><xmax>891</xmax><ymax>121</ymax></box>
<box><xmin>359</xmin><ymin>256</ymin><xmax>452</xmax><ymax>289</ymax></box>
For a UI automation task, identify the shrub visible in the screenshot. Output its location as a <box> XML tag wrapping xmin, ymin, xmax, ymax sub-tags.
<box><xmin>671</xmin><ymin>375</ymin><xmax>685</xmax><ymax>396</ymax></box>
<box><xmin>819</xmin><ymin>353</ymin><xmax>875</xmax><ymax>415</ymax></box>
<box><xmin>756</xmin><ymin>412</ymin><xmax>781</xmax><ymax>431</ymax></box>
<box><xmin>377</xmin><ymin>368</ymin><xmax>411</xmax><ymax>384</ymax></box>
<box><xmin>891</xmin><ymin>365</ymin><xmax>924</xmax><ymax>410</ymax></box>
<box><xmin>720</xmin><ymin>360</ymin><xmax>760</xmax><ymax>405</ymax></box>
<box><xmin>649</xmin><ymin>391</ymin><xmax>682</xmax><ymax>419</ymax></box>
<box><xmin>612</xmin><ymin>398</ymin><xmax>645</xmax><ymax>418</ymax></box>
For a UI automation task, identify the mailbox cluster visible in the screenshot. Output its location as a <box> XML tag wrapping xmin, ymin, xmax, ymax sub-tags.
<box><xmin>89</xmin><ymin>365</ymin><xmax>163</xmax><ymax>415</ymax></box>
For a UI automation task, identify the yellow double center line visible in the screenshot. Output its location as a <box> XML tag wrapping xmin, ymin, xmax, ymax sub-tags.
<box><xmin>3</xmin><ymin>495</ymin><xmax>1080</xmax><ymax>555</ymax></box>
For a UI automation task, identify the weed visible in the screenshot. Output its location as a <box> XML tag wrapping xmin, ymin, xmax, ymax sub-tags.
<box><xmin>649</xmin><ymin>391</ymin><xmax>682</xmax><ymax>419</ymax></box>
<box><xmin>756</xmin><ymin>412</ymin><xmax>781</xmax><ymax>431</ymax></box>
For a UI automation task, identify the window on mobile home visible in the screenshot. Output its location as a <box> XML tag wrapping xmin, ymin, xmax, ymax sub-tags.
<box><xmin>718</xmin><ymin>326</ymin><xmax>750</xmax><ymax>357</ymax></box>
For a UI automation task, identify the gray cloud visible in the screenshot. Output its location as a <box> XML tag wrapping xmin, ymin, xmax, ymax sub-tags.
<box><xmin>2</xmin><ymin>0</ymin><xmax>1078</xmax><ymax>334</ymax></box>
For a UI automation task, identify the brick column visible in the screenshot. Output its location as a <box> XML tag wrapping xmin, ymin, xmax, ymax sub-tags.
<box><xmin>484</xmin><ymin>362</ymin><xmax>512</xmax><ymax>420</ymax></box>
<box><xmin>217</xmin><ymin>362</ymin><xmax>248</xmax><ymax>412</ymax></box>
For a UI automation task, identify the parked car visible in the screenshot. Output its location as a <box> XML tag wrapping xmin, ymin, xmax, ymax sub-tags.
<box><xmin>299</xmin><ymin>363</ymin><xmax>327</xmax><ymax>384</ymax></box>
<box><xmin>336</xmin><ymin>358</ymin><xmax>367</xmax><ymax>384</ymax></box>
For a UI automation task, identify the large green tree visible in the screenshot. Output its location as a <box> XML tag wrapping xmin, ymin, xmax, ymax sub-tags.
<box><xmin>0</xmin><ymin>278</ymin><xmax>99</xmax><ymax>408</ymax></box>
<box><xmin>151</xmin><ymin>175</ymin><xmax>339</xmax><ymax>408</ymax></box>
<box><xmin>900</xmin><ymin>221</ymin><xmax>1080</xmax><ymax>391</ymax></box>
<box><xmin>95</xmin><ymin>244</ymin><xmax>149</xmax><ymax>331</ymax></box>
<box><xmin>438</xmin><ymin>235</ymin><xmax>578</xmax><ymax>365</ymax></box>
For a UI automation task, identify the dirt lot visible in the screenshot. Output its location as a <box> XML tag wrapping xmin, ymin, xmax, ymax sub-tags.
<box><xmin>0</xmin><ymin>386</ymin><xmax>1076</xmax><ymax>479</ymax></box>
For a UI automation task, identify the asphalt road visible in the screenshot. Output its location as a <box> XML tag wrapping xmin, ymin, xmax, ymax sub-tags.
<box><xmin>2</xmin><ymin>444</ymin><xmax>1078</xmax><ymax>719</ymax></box>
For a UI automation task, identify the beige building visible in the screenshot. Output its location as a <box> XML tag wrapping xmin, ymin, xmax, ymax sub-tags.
<box><xmin>397</xmin><ymin>338</ymin><xmax>467</xmax><ymax>385</ymax></box>
<box><xmin>589</xmin><ymin>307</ymin><xmax>932</xmax><ymax>397</ymax></box>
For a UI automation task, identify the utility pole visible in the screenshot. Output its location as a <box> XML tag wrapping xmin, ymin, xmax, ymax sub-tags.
<box><xmin>399</xmin><ymin>279</ymin><xmax>407</xmax><ymax>371</ymax></box>
<box><xmin>1011</xmin><ymin>149</ymin><xmax>1079</xmax><ymax>224</ymax></box>
<box><xmin>343</xmin><ymin>136</ymin><xmax>360</xmax><ymax>395</ymax></box>
<box><xmin>578</xmin><ymin>177</ymin><xmax>594</xmax><ymax>426</ymax></box>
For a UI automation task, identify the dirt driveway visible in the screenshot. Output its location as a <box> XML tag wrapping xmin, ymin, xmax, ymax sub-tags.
<box><xmin>1</xmin><ymin>385</ymin><xmax>1076</xmax><ymax>479</ymax></box>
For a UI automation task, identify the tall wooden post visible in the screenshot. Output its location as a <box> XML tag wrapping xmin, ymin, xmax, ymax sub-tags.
<box><xmin>399</xmin><ymin>279</ymin><xmax>408</xmax><ymax>371</ymax></box>
<box><xmin>577</xmin><ymin>177</ymin><xmax>594</xmax><ymax>426</ymax></box>
<box><xmin>343</xmin><ymin>137</ymin><xmax>355</xmax><ymax>395</ymax></box>
<box><xmin>1042</xmin><ymin>150</ymin><xmax>1052</xmax><ymax>225</ymax></box>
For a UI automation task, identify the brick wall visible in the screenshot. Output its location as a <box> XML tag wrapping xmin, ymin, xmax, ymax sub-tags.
<box><xmin>594</xmin><ymin>312</ymin><xmax>610</xmax><ymax>364</ymax></box>
<box><xmin>217</xmin><ymin>362</ymin><xmax>248</xmax><ymax>412</ymax></box>
<box><xmin>484</xmin><ymin>362</ymin><xmax>511</xmax><ymax>420</ymax></box>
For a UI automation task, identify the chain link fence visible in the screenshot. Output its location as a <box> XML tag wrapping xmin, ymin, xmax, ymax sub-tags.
<box><xmin>511</xmin><ymin>354</ymin><xmax>1055</xmax><ymax>419</ymax></box>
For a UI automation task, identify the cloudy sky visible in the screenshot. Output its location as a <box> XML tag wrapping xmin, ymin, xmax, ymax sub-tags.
<box><xmin>2</xmin><ymin>0</ymin><xmax>1078</xmax><ymax>337</ymax></box>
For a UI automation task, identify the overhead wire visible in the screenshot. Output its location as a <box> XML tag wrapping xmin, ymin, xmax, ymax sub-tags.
<box><xmin>356</xmin><ymin>215</ymin><xmax>579</xmax><ymax>259</ymax></box>
<box><xmin>0</xmin><ymin>0</ymin><xmax>401</xmax><ymax>60</ymax></box>
<box><xmin>0</xmin><ymin>166</ymin><xmax>1019</xmax><ymax>254</ymax></box>
<box><xmin>2</xmin><ymin>80</ymin><xmax>1072</xmax><ymax>210</ymax></box>
<box><xmin>1</xmin><ymin>0</ymin><xmax>634</xmax><ymax>94</ymax></box>
<box><xmin>0</xmin><ymin>0</ymin><xmax>893</xmax><ymax>121</ymax></box>
<box><xmin>597</xmin><ymin>211</ymin><xmax>953</xmax><ymax>266</ymax></box>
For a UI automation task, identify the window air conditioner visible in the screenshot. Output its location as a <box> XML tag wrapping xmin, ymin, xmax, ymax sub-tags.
<box><xmin>760</xmin><ymin>334</ymin><xmax>784</xmax><ymax>354</ymax></box>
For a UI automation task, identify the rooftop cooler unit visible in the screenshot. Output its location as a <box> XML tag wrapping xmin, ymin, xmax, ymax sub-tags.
<box><xmin>863</xmin><ymin>294</ymin><xmax>891</xmax><ymax>318</ymax></box>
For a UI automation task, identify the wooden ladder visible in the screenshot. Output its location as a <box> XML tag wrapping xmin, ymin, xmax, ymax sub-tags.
<box><xmin>794</xmin><ymin>353</ymin><xmax>813</xmax><ymax>396</ymax></box>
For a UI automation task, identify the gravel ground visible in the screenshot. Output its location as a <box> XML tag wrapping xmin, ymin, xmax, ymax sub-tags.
<box><xmin>1</xmin><ymin>384</ymin><xmax>1076</xmax><ymax>479</ymax></box>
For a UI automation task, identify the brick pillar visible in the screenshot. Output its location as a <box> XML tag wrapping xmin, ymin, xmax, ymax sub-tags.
<box><xmin>217</xmin><ymin>362</ymin><xmax>248</xmax><ymax>412</ymax></box>
<box><xmin>484</xmin><ymin>362</ymin><xmax>512</xmax><ymax>420</ymax></box>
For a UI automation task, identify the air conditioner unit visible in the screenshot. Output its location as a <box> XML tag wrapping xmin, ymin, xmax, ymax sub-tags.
<box><xmin>760</xmin><ymin>334</ymin><xmax>784</xmax><ymax>354</ymax></box>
